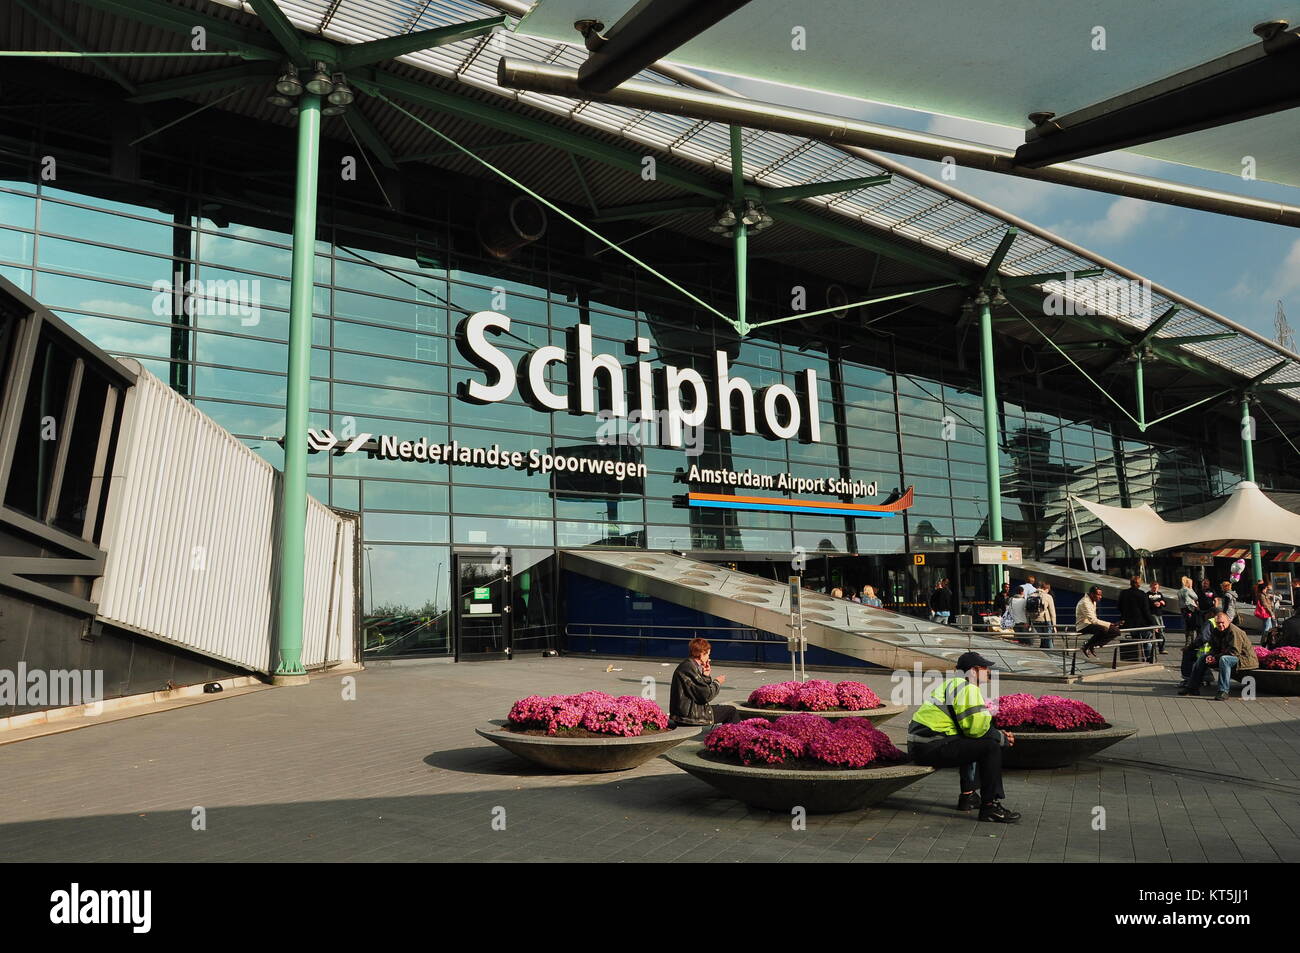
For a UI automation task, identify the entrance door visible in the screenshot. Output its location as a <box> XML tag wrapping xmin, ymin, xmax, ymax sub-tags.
<box><xmin>454</xmin><ymin>551</ymin><xmax>512</xmax><ymax>660</ymax></box>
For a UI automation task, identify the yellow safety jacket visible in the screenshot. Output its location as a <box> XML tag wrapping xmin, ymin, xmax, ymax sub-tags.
<box><xmin>909</xmin><ymin>677</ymin><xmax>995</xmax><ymax>740</ymax></box>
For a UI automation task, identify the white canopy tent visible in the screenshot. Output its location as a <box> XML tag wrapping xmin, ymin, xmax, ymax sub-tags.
<box><xmin>1072</xmin><ymin>482</ymin><xmax>1300</xmax><ymax>552</ymax></box>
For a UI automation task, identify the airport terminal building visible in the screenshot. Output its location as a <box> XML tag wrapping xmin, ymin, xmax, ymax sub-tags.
<box><xmin>3</xmin><ymin>0</ymin><xmax>1300</xmax><ymax>710</ymax></box>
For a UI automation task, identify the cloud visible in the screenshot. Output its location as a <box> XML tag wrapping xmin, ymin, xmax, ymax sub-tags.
<box><xmin>1047</xmin><ymin>197</ymin><xmax>1158</xmax><ymax>245</ymax></box>
<box><xmin>1264</xmin><ymin>238</ymin><xmax>1300</xmax><ymax>301</ymax></box>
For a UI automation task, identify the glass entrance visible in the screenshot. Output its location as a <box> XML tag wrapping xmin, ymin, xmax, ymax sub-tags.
<box><xmin>454</xmin><ymin>551</ymin><xmax>512</xmax><ymax>660</ymax></box>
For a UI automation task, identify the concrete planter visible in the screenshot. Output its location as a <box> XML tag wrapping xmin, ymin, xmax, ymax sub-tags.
<box><xmin>1239</xmin><ymin>668</ymin><xmax>1300</xmax><ymax>695</ymax></box>
<box><xmin>1000</xmin><ymin>723</ymin><xmax>1137</xmax><ymax>769</ymax></box>
<box><xmin>731</xmin><ymin>701</ymin><xmax>906</xmax><ymax>725</ymax></box>
<box><xmin>475</xmin><ymin>721</ymin><xmax>704</xmax><ymax>773</ymax></box>
<box><xmin>664</xmin><ymin>742</ymin><xmax>933</xmax><ymax>813</ymax></box>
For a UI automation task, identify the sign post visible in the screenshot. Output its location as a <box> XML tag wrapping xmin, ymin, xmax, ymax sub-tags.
<box><xmin>788</xmin><ymin>576</ymin><xmax>806</xmax><ymax>680</ymax></box>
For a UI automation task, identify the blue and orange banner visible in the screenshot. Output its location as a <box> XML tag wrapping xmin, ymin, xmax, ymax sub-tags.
<box><xmin>687</xmin><ymin>486</ymin><xmax>914</xmax><ymax>519</ymax></box>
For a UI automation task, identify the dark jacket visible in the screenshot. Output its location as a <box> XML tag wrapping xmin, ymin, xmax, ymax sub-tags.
<box><xmin>1146</xmin><ymin>589</ymin><xmax>1168</xmax><ymax>615</ymax></box>
<box><xmin>1118</xmin><ymin>586</ymin><xmax>1156</xmax><ymax>629</ymax></box>
<box><xmin>1268</xmin><ymin>615</ymin><xmax>1300</xmax><ymax>650</ymax></box>
<box><xmin>928</xmin><ymin>586</ymin><xmax>955</xmax><ymax>613</ymax></box>
<box><xmin>1206</xmin><ymin>622</ymin><xmax>1257</xmax><ymax>671</ymax></box>
<box><xmin>670</xmin><ymin>658</ymin><xmax>721</xmax><ymax>725</ymax></box>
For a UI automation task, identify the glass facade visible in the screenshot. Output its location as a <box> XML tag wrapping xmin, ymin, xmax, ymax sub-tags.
<box><xmin>0</xmin><ymin>164</ymin><xmax>1289</xmax><ymax>658</ymax></box>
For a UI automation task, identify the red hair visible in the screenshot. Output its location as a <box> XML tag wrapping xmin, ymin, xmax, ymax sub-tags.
<box><xmin>687</xmin><ymin>638</ymin><xmax>711</xmax><ymax>659</ymax></box>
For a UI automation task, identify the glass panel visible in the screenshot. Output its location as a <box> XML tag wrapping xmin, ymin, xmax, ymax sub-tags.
<box><xmin>363</xmin><ymin>543</ymin><xmax>451</xmax><ymax>657</ymax></box>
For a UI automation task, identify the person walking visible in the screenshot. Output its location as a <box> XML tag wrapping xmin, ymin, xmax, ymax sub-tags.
<box><xmin>1118</xmin><ymin>576</ymin><xmax>1158</xmax><ymax>663</ymax></box>
<box><xmin>1218</xmin><ymin>580</ymin><xmax>1239</xmax><ymax>625</ymax></box>
<box><xmin>992</xmin><ymin>581</ymin><xmax>1011</xmax><ymax>616</ymax></box>
<box><xmin>1009</xmin><ymin>584</ymin><xmax>1032</xmax><ymax>645</ymax></box>
<box><xmin>1033</xmin><ymin>582</ymin><xmax>1058</xmax><ymax>650</ymax></box>
<box><xmin>1078</xmin><ymin>586</ymin><xmax>1122</xmax><ymax>659</ymax></box>
<box><xmin>1179</xmin><ymin>611</ymin><xmax>1257</xmax><ymax>700</ymax></box>
<box><xmin>1146</xmin><ymin>581</ymin><xmax>1169</xmax><ymax>656</ymax></box>
<box><xmin>1254</xmin><ymin>581</ymin><xmax>1278</xmax><ymax>635</ymax></box>
<box><xmin>1178</xmin><ymin>575</ymin><xmax>1200</xmax><ymax>644</ymax></box>
<box><xmin>906</xmin><ymin>651</ymin><xmax>1021</xmax><ymax>823</ymax></box>
<box><xmin>928</xmin><ymin>578</ymin><xmax>955</xmax><ymax>625</ymax></box>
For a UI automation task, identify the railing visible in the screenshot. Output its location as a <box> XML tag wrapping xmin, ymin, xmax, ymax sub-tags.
<box><xmin>564</xmin><ymin>621</ymin><xmax>1165</xmax><ymax>677</ymax></box>
<box><xmin>564</xmin><ymin>622</ymin><xmax>785</xmax><ymax>663</ymax></box>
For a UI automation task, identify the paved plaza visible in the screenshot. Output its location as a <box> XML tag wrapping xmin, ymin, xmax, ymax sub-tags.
<box><xmin>2</xmin><ymin>656</ymin><xmax>1299</xmax><ymax>863</ymax></box>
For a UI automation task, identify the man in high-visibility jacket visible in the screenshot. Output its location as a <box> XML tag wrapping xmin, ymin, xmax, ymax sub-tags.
<box><xmin>907</xmin><ymin>651</ymin><xmax>1022</xmax><ymax>823</ymax></box>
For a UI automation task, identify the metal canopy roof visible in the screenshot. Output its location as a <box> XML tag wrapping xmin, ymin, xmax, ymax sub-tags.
<box><xmin>515</xmin><ymin>0</ymin><xmax>1300</xmax><ymax>187</ymax></box>
<box><xmin>9</xmin><ymin>0</ymin><xmax>1300</xmax><ymax>414</ymax></box>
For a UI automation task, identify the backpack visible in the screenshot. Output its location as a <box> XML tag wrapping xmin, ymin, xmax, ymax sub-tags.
<box><xmin>1025</xmin><ymin>593</ymin><xmax>1043</xmax><ymax>617</ymax></box>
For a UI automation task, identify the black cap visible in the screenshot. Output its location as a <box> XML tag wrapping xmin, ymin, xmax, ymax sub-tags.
<box><xmin>956</xmin><ymin>651</ymin><xmax>995</xmax><ymax>671</ymax></box>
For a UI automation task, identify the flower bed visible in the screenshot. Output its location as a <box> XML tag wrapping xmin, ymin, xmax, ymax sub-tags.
<box><xmin>702</xmin><ymin>713</ymin><xmax>907</xmax><ymax>770</ymax></box>
<box><xmin>666</xmin><ymin>715</ymin><xmax>931</xmax><ymax>813</ymax></box>
<box><xmin>991</xmin><ymin>693</ymin><xmax>1108</xmax><ymax>733</ymax></box>
<box><xmin>1262</xmin><ymin>646</ymin><xmax>1300</xmax><ymax>671</ymax></box>
<box><xmin>983</xmin><ymin>692</ymin><xmax>1134</xmax><ymax>768</ymax></box>
<box><xmin>477</xmin><ymin>691</ymin><xmax>700</xmax><ymax>772</ymax></box>
<box><xmin>746</xmin><ymin>679</ymin><xmax>884</xmax><ymax>711</ymax></box>
<box><xmin>506</xmin><ymin>691</ymin><xmax>669</xmax><ymax>737</ymax></box>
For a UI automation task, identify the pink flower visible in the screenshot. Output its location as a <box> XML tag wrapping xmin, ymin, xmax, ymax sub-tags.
<box><xmin>992</xmin><ymin>692</ymin><xmax>1104</xmax><ymax>732</ymax></box>
<box><xmin>1264</xmin><ymin>646</ymin><xmax>1300</xmax><ymax>671</ymax></box>
<box><xmin>989</xmin><ymin>693</ymin><xmax>1038</xmax><ymax>729</ymax></box>
<box><xmin>704</xmin><ymin>719</ymin><xmax>772</xmax><ymax>756</ymax></box>
<box><xmin>792</xmin><ymin>679</ymin><xmax>840</xmax><ymax>712</ymax></box>
<box><xmin>808</xmin><ymin>728</ymin><xmax>878</xmax><ymax>768</ymax></box>
<box><xmin>771</xmin><ymin>712</ymin><xmax>835</xmax><ymax>753</ymax></box>
<box><xmin>835</xmin><ymin>680</ymin><xmax>883</xmax><ymax>710</ymax></box>
<box><xmin>1255</xmin><ymin>646</ymin><xmax>1271</xmax><ymax>660</ymax></box>
<box><xmin>506</xmin><ymin>691</ymin><xmax>669</xmax><ymax>737</ymax></box>
<box><xmin>748</xmin><ymin>681</ymin><xmax>799</xmax><ymax>707</ymax></box>
<box><xmin>737</xmin><ymin>728</ymin><xmax>804</xmax><ymax>766</ymax></box>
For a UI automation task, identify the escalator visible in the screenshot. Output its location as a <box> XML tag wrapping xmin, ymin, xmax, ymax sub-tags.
<box><xmin>562</xmin><ymin>550</ymin><xmax>1119</xmax><ymax>679</ymax></box>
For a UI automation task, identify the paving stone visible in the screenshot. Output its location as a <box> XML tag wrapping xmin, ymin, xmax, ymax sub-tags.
<box><xmin>0</xmin><ymin>657</ymin><xmax>1297</xmax><ymax>862</ymax></box>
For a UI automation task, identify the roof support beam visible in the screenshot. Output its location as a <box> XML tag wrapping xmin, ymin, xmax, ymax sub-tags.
<box><xmin>245</xmin><ymin>0</ymin><xmax>310</xmax><ymax>65</ymax></box>
<box><xmin>1134</xmin><ymin>304</ymin><xmax>1180</xmax><ymax>345</ymax></box>
<box><xmin>1157</xmin><ymin>332</ymin><xmax>1238</xmax><ymax>346</ymax></box>
<box><xmin>127</xmin><ymin>62</ymin><xmax>277</xmax><ymax>103</ymax></box>
<box><xmin>591</xmin><ymin>198</ymin><xmax>714</xmax><ymax>223</ymax></box>
<box><xmin>496</xmin><ymin>57</ymin><xmax>1300</xmax><ymax>228</ymax></box>
<box><xmin>342</xmin><ymin>105</ymin><xmax>399</xmax><ymax>170</ymax></box>
<box><xmin>73</xmin><ymin>0</ymin><xmax>282</xmax><ymax>61</ymax></box>
<box><xmin>574</xmin><ymin>0</ymin><xmax>754</xmax><ymax>94</ymax></box>
<box><xmin>1015</xmin><ymin>25</ymin><xmax>1300</xmax><ymax>168</ymax></box>
<box><xmin>758</xmin><ymin>174</ymin><xmax>892</xmax><ymax>204</ymax></box>
<box><xmin>12</xmin><ymin>0</ymin><xmax>138</xmax><ymax>94</ymax></box>
<box><xmin>355</xmin><ymin>68</ymin><xmax>727</xmax><ymax>200</ymax></box>
<box><xmin>336</xmin><ymin>16</ymin><xmax>507</xmax><ymax>71</ymax></box>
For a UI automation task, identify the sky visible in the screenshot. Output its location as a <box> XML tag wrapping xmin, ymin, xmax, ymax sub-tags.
<box><xmin>705</xmin><ymin>73</ymin><xmax>1300</xmax><ymax>345</ymax></box>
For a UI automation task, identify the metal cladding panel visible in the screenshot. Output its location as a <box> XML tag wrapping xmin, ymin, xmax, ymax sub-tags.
<box><xmin>93</xmin><ymin>363</ymin><xmax>354</xmax><ymax>674</ymax></box>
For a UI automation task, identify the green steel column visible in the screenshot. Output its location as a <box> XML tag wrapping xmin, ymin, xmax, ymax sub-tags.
<box><xmin>1241</xmin><ymin>394</ymin><xmax>1264</xmax><ymax>584</ymax></box>
<box><xmin>1134</xmin><ymin>352</ymin><xmax>1145</xmax><ymax>431</ymax></box>
<box><xmin>977</xmin><ymin>293</ymin><xmax>1004</xmax><ymax>569</ymax></box>
<box><xmin>275</xmin><ymin>92</ymin><xmax>322</xmax><ymax>683</ymax></box>
<box><xmin>729</xmin><ymin>125</ymin><xmax>748</xmax><ymax>336</ymax></box>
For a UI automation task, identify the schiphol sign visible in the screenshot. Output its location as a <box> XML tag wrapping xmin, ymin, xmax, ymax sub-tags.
<box><xmin>456</xmin><ymin>311</ymin><xmax>823</xmax><ymax>447</ymax></box>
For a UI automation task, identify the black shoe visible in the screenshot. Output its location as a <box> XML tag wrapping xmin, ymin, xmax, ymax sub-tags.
<box><xmin>1177</xmin><ymin>686</ymin><xmax>1191</xmax><ymax>696</ymax></box>
<box><xmin>1215</xmin><ymin>691</ymin><xmax>1227</xmax><ymax>701</ymax></box>
<box><xmin>978</xmin><ymin>802</ymin><xmax>1022</xmax><ymax>824</ymax></box>
<box><xmin>956</xmin><ymin>792</ymin><xmax>980</xmax><ymax>812</ymax></box>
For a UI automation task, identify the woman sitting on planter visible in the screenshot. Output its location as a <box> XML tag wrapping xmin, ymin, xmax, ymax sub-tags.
<box><xmin>670</xmin><ymin>638</ymin><xmax>735</xmax><ymax>727</ymax></box>
<box><xmin>906</xmin><ymin>651</ymin><xmax>1021</xmax><ymax>824</ymax></box>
